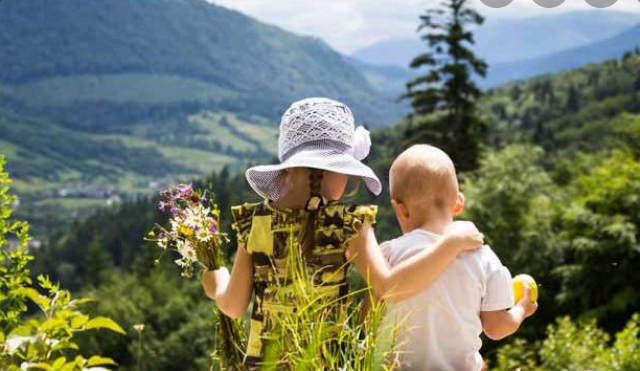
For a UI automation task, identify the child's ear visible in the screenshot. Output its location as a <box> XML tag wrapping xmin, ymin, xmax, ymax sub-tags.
<box><xmin>453</xmin><ymin>192</ymin><xmax>465</xmax><ymax>216</ymax></box>
<box><xmin>391</xmin><ymin>198</ymin><xmax>409</xmax><ymax>219</ymax></box>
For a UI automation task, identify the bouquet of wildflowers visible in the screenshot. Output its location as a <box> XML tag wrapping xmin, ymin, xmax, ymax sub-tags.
<box><xmin>146</xmin><ymin>183</ymin><xmax>225</xmax><ymax>277</ymax></box>
<box><xmin>145</xmin><ymin>183</ymin><xmax>245</xmax><ymax>370</ymax></box>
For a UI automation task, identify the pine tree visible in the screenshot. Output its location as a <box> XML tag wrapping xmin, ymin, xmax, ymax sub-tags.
<box><xmin>565</xmin><ymin>84</ymin><xmax>580</xmax><ymax>112</ymax></box>
<box><xmin>510</xmin><ymin>85</ymin><xmax>522</xmax><ymax>101</ymax></box>
<box><xmin>402</xmin><ymin>0</ymin><xmax>487</xmax><ymax>172</ymax></box>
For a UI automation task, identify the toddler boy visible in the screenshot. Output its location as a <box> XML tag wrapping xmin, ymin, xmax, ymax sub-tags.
<box><xmin>381</xmin><ymin>145</ymin><xmax>537</xmax><ymax>371</ymax></box>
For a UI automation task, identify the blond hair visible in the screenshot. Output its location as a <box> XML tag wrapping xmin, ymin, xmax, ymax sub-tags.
<box><xmin>389</xmin><ymin>145</ymin><xmax>459</xmax><ymax>219</ymax></box>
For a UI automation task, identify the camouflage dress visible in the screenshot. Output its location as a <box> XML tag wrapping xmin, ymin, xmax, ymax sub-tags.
<box><xmin>230</xmin><ymin>199</ymin><xmax>377</xmax><ymax>370</ymax></box>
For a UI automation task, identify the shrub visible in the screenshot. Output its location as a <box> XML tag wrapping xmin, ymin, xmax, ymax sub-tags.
<box><xmin>0</xmin><ymin>155</ymin><xmax>125</xmax><ymax>371</ymax></box>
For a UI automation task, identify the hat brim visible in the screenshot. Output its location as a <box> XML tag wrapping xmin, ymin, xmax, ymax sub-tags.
<box><xmin>246</xmin><ymin>148</ymin><xmax>382</xmax><ymax>200</ymax></box>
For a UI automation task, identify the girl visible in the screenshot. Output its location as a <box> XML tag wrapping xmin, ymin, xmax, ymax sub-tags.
<box><xmin>201</xmin><ymin>97</ymin><xmax>484</xmax><ymax>369</ymax></box>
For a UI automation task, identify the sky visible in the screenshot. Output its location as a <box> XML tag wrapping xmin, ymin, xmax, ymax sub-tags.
<box><xmin>211</xmin><ymin>0</ymin><xmax>640</xmax><ymax>53</ymax></box>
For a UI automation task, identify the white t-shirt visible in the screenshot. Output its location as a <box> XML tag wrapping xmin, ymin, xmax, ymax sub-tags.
<box><xmin>380</xmin><ymin>229</ymin><xmax>514</xmax><ymax>371</ymax></box>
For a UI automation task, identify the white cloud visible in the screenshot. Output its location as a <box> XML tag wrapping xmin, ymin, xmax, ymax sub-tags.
<box><xmin>210</xmin><ymin>0</ymin><xmax>640</xmax><ymax>53</ymax></box>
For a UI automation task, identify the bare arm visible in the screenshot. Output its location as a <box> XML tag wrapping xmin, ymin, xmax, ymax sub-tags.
<box><xmin>481</xmin><ymin>286</ymin><xmax>538</xmax><ymax>340</ymax></box>
<box><xmin>201</xmin><ymin>245</ymin><xmax>254</xmax><ymax>319</ymax></box>
<box><xmin>349</xmin><ymin>220</ymin><xmax>483</xmax><ymax>303</ymax></box>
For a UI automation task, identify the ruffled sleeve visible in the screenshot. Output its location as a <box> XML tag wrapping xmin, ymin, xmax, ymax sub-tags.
<box><xmin>230</xmin><ymin>202</ymin><xmax>259</xmax><ymax>247</ymax></box>
<box><xmin>343</xmin><ymin>204</ymin><xmax>378</xmax><ymax>246</ymax></box>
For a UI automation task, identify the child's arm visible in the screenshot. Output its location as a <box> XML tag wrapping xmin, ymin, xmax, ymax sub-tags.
<box><xmin>201</xmin><ymin>245</ymin><xmax>254</xmax><ymax>319</ymax></box>
<box><xmin>348</xmin><ymin>220</ymin><xmax>484</xmax><ymax>303</ymax></box>
<box><xmin>480</xmin><ymin>286</ymin><xmax>538</xmax><ymax>340</ymax></box>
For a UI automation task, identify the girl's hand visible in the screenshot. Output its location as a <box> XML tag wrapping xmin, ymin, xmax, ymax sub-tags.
<box><xmin>201</xmin><ymin>267</ymin><xmax>230</xmax><ymax>301</ymax></box>
<box><xmin>443</xmin><ymin>221</ymin><xmax>484</xmax><ymax>253</ymax></box>
<box><xmin>200</xmin><ymin>246</ymin><xmax>253</xmax><ymax>319</ymax></box>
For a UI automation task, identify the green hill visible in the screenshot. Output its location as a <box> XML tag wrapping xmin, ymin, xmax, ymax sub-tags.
<box><xmin>0</xmin><ymin>0</ymin><xmax>404</xmax><ymax>235</ymax></box>
<box><xmin>0</xmin><ymin>0</ymin><xmax>400</xmax><ymax>125</ymax></box>
<box><xmin>481</xmin><ymin>52</ymin><xmax>640</xmax><ymax>152</ymax></box>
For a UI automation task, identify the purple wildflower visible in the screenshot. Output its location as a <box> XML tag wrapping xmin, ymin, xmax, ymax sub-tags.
<box><xmin>158</xmin><ymin>201</ymin><xmax>168</xmax><ymax>211</ymax></box>
<box><xmin>170</xmin><ymin>206</ymin><xmax>178</xmax><ymax>217</ymax></box>
<box><xmin>208</xmin><ymin>223</ymin><xmax>218</xmax><ymax>233</ymax></box>
<box><xmin>176</xmin><ymin>183</ymin><xmax>194</xmax><ymax>198</ymax></box>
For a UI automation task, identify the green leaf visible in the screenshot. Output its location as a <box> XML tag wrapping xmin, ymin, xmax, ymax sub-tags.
<box><xmin>30</xmin><ymin>363</ymin><xmax>54</xmax><ymax>371</ymax></box>
<box><xmin>71</xmin><ymin>315</ymin><xmax>90</xmax><ymax>329</ymax></box>
<box><xmin>39</xmin><ymin>318</ymin><xmax>66</xmax><ymax>333</ymax></box>
<box><xmin>87</xmin><ymin>356</ymin><xmax>117</xmax><ymax>367</ymax></box>
<box><xmin>61</xmin><ymin>363</ymin><xmax>78</xmax><ymax>371</ymax></box>
<box><xmin>51</xmin><ymin>340</ymin><xmax>80</xmax><ymax>352</ymax></box>
<box><xmin>53</xmin><ymin>357</ymin><xmax>67</xmax><ymax>369</ymax></box>
<box><xmin>10</xmin><ymin>287</ymin><xmax>50</xmax><ymax>310</ymax></box>
<box><xmin>83</xmin><ymin>317</ymin><xmax>126</xmax><ymax>335</ymax></box>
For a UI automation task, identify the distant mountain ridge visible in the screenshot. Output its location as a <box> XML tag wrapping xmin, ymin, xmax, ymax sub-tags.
<box><xmin>484</xmin><ymin>24</ymin><xmax>640</xmax><ymax>87</ymax></box>
<box><xmin>352</xmin><ymin>10</ymin><xmax>640</xmax><ymax>70</ymax></box>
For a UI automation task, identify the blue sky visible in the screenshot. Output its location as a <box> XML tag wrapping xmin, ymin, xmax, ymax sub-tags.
<box><xmin>211</xmin><ymin>0</ymin><xmax>640</xmax><ymax>53</ymax></box>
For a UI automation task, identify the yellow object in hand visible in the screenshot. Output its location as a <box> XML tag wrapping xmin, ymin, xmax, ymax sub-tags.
<box><xmin>513</xmin><ymin>274</ymin><xmax>538</xmax><ymax>304</ymax></box>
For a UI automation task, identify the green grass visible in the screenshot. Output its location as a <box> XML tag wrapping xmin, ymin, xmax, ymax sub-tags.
<box><xmin>157</xmin><ymin>146</ymin><xmax>237</xmax><ymax>173</ymax></box>
<box><xmin>188</xmin><ymin>112</ymin><xmax>256</xmax><ymax>152</ymax></box>
<box><xmin>0</xmin><ymin>139</ymin><xmax>21</xmax><ymax>158</ymax></box>
<box><xmin>233</xmin><ymin>118</ymin><xmax>278</xmax><ymax>152</ymax></box>
<box><xmin>1</xmin><ymin>74</ymin><xmax>238</xmax><ymax>106</ymax></box>
<box><xmin>37</xmin><ymin>197</ymin><xmax>108</xmax><ymax>209</ymax></box>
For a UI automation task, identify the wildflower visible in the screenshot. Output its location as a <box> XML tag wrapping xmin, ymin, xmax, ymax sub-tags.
<box><xmin>177</xmin><ymin>239</ymin><xmax>197</xmax><ymax>262</ymax></box>
<box><xmin>208</xmin><ymin>221</ymin><xmax>218</xmax><ymax>233</ymax></box>
<box><xmin>133</xmin><ymin>324</ymin><xmax>145</xmax><ymax>332</ymax></box>
<box><xmin>170</xmin><ymin>219</ymin><xmax>180</xmax><ymax>234</ymax></box>
<box><xmin>176</xmin><ymin>183</ymin><xmax>194</xmax><ymax>198</ymax></box>
<box><xmin>169</xmin><ymin>206</ymin><xmax>178</xmax><ymax>217</ymax></box>
<box><xmin>196</xmin><ymin>228</ymin><xmax>212</xmax><ymax>242</ymax></box>
<box><xmin>175</xmin><ymin>258</ymin><xmax>187</xmax><ymax>268</ymax></box>
<box><xmin>158</xmin><ymin>237</ymin><xmax>169</xmax><ymax>250</ymax></box>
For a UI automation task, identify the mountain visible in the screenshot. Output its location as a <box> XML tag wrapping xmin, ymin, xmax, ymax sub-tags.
<box><xmin>484</xmin><ymin>24</ymin><xmax>640</xmax><ymax>87</ymax></box>
<box><xmin>0</xmin><ymin>0</ymin><xmax>406</xmax><ymax>236</ymax></box>
<box><xmin>344</xmin><ymin>57</ymin><xmax>417</xmax><ymax>98</ymax></box>
<box><xmin>0</xmin><ymin>0</ymin><xmax>401</xmax><ymax>126</ymax></box>
<box><xmin>351</xmin><ymin>11</ymin><xmax>640</xmax><ymax>68</ymax></box>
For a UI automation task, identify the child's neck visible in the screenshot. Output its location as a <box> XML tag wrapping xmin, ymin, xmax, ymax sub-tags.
<box><xmin>273</xmin><ymin>190</ymin><xmax>308</xmax><ymax>210</ymax></box>
<box><xmin>406</xmin><ymin>216</ymin><xmax>453</xmax><ymax>236</ymax></box>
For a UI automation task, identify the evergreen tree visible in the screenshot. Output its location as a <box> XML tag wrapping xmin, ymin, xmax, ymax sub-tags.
<box><xmin>402</xmin><ymin>0</ymin><xmax>487</xmax><ymax>172</ymax></box>
<box><xmin>566</xmin><ymin>84</ymin><xmax>581</xmax><ymax>112</ymax></box>
<box><xmin>510</xmin><ymin>85</ymin><xmax>523</xmax><ymax>102</ymax></box>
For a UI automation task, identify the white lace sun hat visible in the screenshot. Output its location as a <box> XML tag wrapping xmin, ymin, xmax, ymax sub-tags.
<box><xmin>246</xmin><ymin>97</ymin><xmax>382</xmax><ymax>201</ymax></box>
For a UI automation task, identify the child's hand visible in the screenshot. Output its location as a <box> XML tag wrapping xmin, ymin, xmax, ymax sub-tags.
<box><xmin>443</xmin><ymin>221</ymin><xmax>484</xmax><ymax>252</ymax></box>
<box><xmin>201</xmin><ymin>267</ymin><xmax>230</xmax><ymax>301</ymax></box>
<box><xmin>515</xmin><ymin>286</ymin><xmax>538</xmax><ymax>318</ymax></box>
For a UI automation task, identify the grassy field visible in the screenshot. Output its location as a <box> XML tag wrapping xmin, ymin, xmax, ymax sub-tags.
<box><xmin>1</xmin><ymin>74</ymin><xmax>239</xmax><ymax>106</ymax></box>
